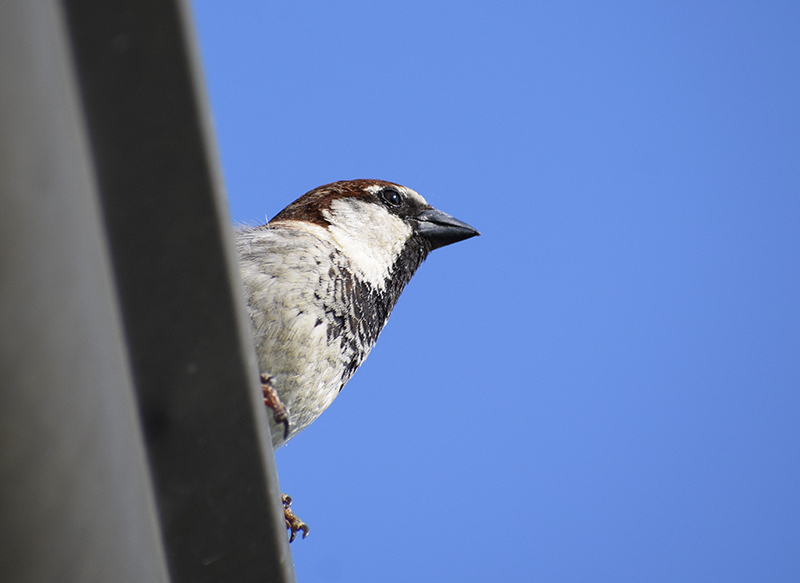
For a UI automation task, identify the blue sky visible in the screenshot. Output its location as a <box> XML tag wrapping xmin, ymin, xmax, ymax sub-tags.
<box><xmin>190</xmin><ymin>2</ymin><xmax>800</xmax><ymax>581</ymax></box>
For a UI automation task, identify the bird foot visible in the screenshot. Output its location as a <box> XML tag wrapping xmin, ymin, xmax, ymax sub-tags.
<box><xmin>261</xmin><ymin>374</ymin><xmax>290</xmax><ymax>439</ymax></box>
<box><xmin>282</xmin><ymin>494</ymin><xmax>309</xmax><ymax>542</ymax></box>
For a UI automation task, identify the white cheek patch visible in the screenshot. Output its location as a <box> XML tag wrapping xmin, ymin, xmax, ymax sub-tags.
<box><xmin>323</xmin><ymin>198</ymin><xmax>413</xmax><ymax>289</ymax></box>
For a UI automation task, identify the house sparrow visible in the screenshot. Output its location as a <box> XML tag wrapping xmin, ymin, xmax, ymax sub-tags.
<box><xmin>236</xmin><ymin>179</ymin><xmax>479</xmax><ymax>539</ymax></box>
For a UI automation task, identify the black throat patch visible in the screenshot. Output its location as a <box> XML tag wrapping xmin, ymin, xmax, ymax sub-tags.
<box><xmin>324</xmin><ymin>235</ymin><xmax>433</xmax><ymax>389</ymax></box>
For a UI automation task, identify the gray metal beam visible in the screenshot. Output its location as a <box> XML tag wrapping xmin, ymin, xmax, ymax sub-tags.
<box><xmin>59</xmin><ymin>0</ymin><xmax>296</xmax><ymax>581</ymax></box>
<box><xmin>1</xmin><ymin>0</ymin><xmax>295</xmax><ymax>581</ymax></box>
<box><xmin>0</xmin><ymin>2</ymin><xmax>170</xmax><ymax>582</ymax></box>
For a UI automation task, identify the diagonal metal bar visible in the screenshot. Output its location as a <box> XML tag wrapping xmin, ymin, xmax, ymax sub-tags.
<box><xmin>0</xmin><ymin>2</ymin><xmax>169</xmax><ymax>582</ymax></box>
<box><xmin>59</xmin><ymin>0</ymin><xmax>296</xmax><ymax>581</ymax></box>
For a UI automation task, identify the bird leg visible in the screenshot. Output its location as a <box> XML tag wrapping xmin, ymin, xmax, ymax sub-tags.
<box><xmin>260</xmin><ymin>374</ymin><xmax>290</xmax><ymax>439</ymax></box>
<box><xmin>261</xmin><ymin>376</ymin><xmax>307</xmax><ymax>541</ymax></box>
<box><xmin>282</xmin><ymin>494</ymin><xmax>309</xmax><ymax>542</ymax></box>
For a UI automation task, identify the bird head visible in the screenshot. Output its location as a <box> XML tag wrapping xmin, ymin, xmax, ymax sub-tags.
<box><xmin>269</xmin><ymin>179</ymin><xmax>479</xmax><ymax>290</ymax></box>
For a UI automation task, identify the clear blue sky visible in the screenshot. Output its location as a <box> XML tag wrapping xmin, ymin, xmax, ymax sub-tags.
<box><xmin>190</xmin><ymin>2</ymin><xmax>800</xmax><ymax>581</ymax></box>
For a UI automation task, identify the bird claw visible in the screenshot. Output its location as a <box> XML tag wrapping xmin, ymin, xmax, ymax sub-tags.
<box><xmin>261</xmin><ymin>374</ymin><xmax>290</xmax><ymax>439</ymax></box>
<box><xmin>282</xmin><ymin>494</ymin><xmax>309</xmax><ymax>542</ymax></box>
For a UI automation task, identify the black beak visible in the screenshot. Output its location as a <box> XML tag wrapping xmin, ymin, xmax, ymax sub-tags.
<box><xmin>413</xmin><ymin>208</ymin><xmax>480</xmax><ymax>250</ymax></box>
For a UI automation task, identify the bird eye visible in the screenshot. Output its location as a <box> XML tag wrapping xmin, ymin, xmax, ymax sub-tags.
<box><xmin>380</xmin><ymin>188</ymin><xmax>402</xmax><ymax>207</ymax></box>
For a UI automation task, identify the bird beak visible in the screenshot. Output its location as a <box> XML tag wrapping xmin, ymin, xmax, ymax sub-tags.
<box><xmin>413</xmin><ymin>207</ymin><xmax>480</xmax><ymax>250</ymax></box>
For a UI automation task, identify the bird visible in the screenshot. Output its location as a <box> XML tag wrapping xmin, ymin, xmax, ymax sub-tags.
<box><xmin>235</xmin><ymin>179</ymin><xmax>479</xmax><ymax>539</ymax></box>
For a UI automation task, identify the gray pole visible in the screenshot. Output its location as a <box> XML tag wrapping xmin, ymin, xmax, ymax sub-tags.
<box><xmin>1</xmin><ymin>1</ymin><xmax>295</xmax><ymax>582</ymax></box>
<box><xmin>60</xmin><ymin>0</ymin><xmax>296</xmax><ymax>579</ymax></box>
<box><xmin>0</xmin><ymin>2</ymin><xmax>170</xmax><ymax>582</ymax></box>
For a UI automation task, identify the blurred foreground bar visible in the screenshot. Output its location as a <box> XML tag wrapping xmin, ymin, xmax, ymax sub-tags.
<box><xmin>0</xmin><ymin>1</ymin><xmax>295</xmax><ymax>582</ymax></box>
<box><xmin>0</xmin><ymin>2</ymin><xmax>169</xmax><ymax>582</ymax></box>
